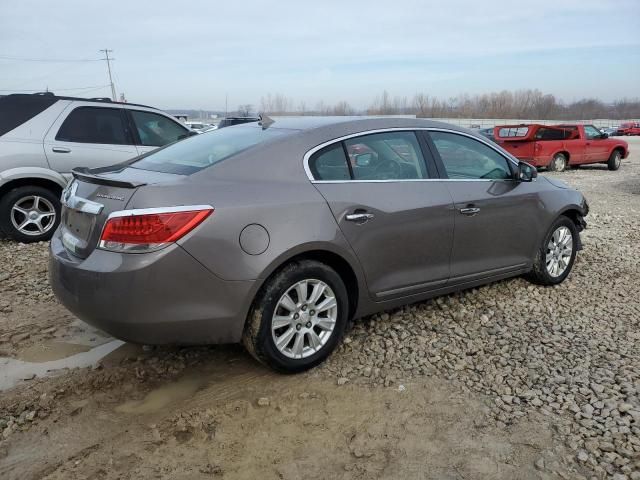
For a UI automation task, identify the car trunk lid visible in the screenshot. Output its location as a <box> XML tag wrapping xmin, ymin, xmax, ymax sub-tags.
<box><xmin>60</xmin><ymin>167</ymin><xmax>183</xmax><ymax>259</ymax></box>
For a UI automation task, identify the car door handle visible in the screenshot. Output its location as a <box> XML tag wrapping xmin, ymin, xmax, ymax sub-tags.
<box><xmin>345</xmin><ymin>212</ymin><xmax>374</xmax><ymax>223</ymax></box>
<box><xmin>459</xmin><ymin>207</ymin><xmax>480</xmax><ymax>216</ymax></box>
<box><xmin>52</xmin><ymin>147</ymin><xmax>71</xmax><ymax>153</ymax></box>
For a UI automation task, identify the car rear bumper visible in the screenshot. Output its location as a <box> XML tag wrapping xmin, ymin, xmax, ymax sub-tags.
<box><xmin>49</xmin><ymin>230</ymin><xmax>254</xmax><ymax>345</ymax></box>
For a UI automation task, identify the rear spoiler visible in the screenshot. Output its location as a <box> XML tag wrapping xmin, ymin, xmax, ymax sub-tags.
<box><xmin>71</xmin><ymin>167</ymin><xmax>146</xmax><ymax>188</ymax></box>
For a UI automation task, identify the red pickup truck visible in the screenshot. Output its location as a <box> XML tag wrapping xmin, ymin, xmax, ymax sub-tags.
<box><xmin>493</xmin><ymin>124</ymin><xmax>629</xmax><ymax>172</ymax></box>
<box><xmin>618</xmin><ymin>122</ymin><xmax>640</xmax><ymax>136</ymax></box>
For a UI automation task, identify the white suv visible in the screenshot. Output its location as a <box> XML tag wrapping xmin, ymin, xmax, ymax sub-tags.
<box><xmin>0</xmin><ymin>93</ymin><xmax>192</xmax><ymax>242</ymax></box>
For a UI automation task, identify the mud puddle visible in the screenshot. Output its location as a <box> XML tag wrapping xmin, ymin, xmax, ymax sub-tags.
<box><xmin>115</xmin><ymin>375</ymin><xmax>207</xmax><ymax>414</ymax></box>
<box><xmin>16</xmin><ymin>342</ymin><xmax>92</xmax><ymax>362</ymax></box>
<box><xmin>0</xmin><ymin>339</ymin><xmax>125</xmax><ymax>391</ymax></box>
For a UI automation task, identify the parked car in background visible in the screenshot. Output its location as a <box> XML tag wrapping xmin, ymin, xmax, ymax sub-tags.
<box><xmin>493</xmin><ymin>123</ymin><xmax>628</xmax><ymax>172</ymax></box>
<box><xmin>185</xmin><ymin>121</ymin><xmax>213</xmax><ymax>133</ymax></box>
<box><xmin>602</xmin><ymin>127</ymin><xmax>620</xmax><ymax>137</ymax></box>
<box><xmin>618</xmin><ymin>122</ymin><xmax>640</xmax><ymax>136</ymax></box>
<box><xmin>217</xmin><ymin>116</ymin><xmax>260</xmax><ymax>128</ymax></box>
<box><xmin>50</xmin><ymin>117</ymin><xmax>588</xmax><ymax>373</ymax></box>
<box><xmin>0</xmin><ymin>92</ymin><xmax>192</xmax><ymax>242</ymax></box>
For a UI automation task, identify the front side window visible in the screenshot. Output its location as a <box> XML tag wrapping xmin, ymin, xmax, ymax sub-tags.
<box><xmin>131</xmin><ymin>125</ymin><xmax>292</xmax><ymax>175</ymax></box>
<box><xmin>429</xmin><ymin>131</ymin><xmax>512</xmax><ymax>180</ymax></box>
<box><xmin>129</xmin><ymin>110</ymin><xmax>188</xmax><ymax>147</ymax></box>
<box><xmin>584</xmin><ymin>125</ymin><xmax>602</xmax><ymax>139</ymax></box>
<box><xmin>344</xmin><ymin>131</ymin><xmax>427</xmax><ymax>180</ymax></box>
<box><xmin>56</xmin><ymin>107</ymin><xmax>129</xmax><ymax>145</ymax></box>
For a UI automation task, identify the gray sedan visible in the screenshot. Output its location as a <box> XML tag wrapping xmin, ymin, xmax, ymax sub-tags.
<box><xmin>49</xmin><ymin>117</ymin><xmax>589</xmax><ymax>372</ymax></box>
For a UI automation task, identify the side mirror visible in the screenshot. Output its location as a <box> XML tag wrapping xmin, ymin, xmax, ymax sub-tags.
<box><xmin>518</xmin><ymin>161</ymin><xmax>537</xmax><ymax>182</ymax></box>
<box><xmin>354</xmin><ymin>153</ymin><xmax>373</xmax><ymax>167</ymax></box>
<box><xmin>600</xmin><ymin>133</ymin><xmax>609</xmax><ymax>139</ymax></box>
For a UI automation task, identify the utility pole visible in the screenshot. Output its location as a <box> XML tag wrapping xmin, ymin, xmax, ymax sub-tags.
<box><xmin>100</xmin><ymin>49</ymin><xmax>117</xmax><ymax>101</ymax></box>
<box><xmin>225</xmin><ymin>93</ymin><xmax>228</xmax><ymax>117</ymax></box>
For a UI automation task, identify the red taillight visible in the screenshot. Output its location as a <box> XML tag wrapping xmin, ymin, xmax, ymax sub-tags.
<box><xmin>99</xmin><ymin>206</ymin><xmax>213</xmax><ymax>252</ymax></box>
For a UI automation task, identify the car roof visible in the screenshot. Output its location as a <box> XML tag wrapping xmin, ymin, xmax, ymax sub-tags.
<box><xmin>262</xmin><ymin>116</ymin><xmax>471</xmax><ymax>132</ymax></box>
<box><xmin>2</xmin><ymin>92</ymin><xmax>156</xmax><ymax>110</ymax></box>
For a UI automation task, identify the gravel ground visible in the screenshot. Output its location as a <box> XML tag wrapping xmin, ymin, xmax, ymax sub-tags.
<box><xmin>1</xmin><ymin>137</ymin><xmax>639</xmax><ymax>479</ymax></box>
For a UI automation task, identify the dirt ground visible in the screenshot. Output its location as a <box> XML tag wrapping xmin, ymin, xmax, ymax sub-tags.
<box><xmin>1</xmin><ymin>137</ymin><xmax>639</xmax><ymax>480</ymax></box>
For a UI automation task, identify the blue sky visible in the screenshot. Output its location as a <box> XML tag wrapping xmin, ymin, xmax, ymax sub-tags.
<box><xmin>0</xmin><ymin>0</ymin><xmax>638</xmax><ymax>110</ymax></box>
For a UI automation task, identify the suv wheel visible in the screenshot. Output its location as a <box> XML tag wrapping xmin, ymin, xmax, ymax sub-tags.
<box><xmin>242</xmin><ymin>260</ymin><xmax>349</xmax><ymax>373</ymax></box>
<box><xmin>549</xmin><ymin>153</ymin><xmax>567</xmax><ymax>172</ymax></box>
<box><xmin>0</xmin><ymin>186</ymin><xmax>61</xmax><ymax>243</ymax></box>
<box><xmin>526</xmin><ymin>216</ymin><xmax>578</xmax><ymax>286</ymax></box>
<box><xmin>607</xmin><ymin>150</ymin><xmax>622</xmax><ymax>171</ymax></box>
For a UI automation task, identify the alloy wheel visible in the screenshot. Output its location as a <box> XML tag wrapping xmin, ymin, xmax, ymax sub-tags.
<box><xmin>271</xmin><ymin>279</ymin><xmax>338</xmax><ymax>359</ymax></box>
<box><xmin>10</xmin><ymin>195</ymin><xmax>57</xmax><ymax>237</ymax></box>
<box><xmin>545</xmin><ymin>226</ymin><xmax>573</xmax><ymax>277</ymax></box>
<box><xmin>614</xmin><ymin>152</ymin><xmax>621</xmax><ymax>169</ymax></box>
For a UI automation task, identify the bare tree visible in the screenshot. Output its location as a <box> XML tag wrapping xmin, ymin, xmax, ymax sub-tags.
<box><xmin>332</xmin><ymin>101</ymin><xmax>354</xmax><ymax>116</ymax></box>
<box><xmin>237</xmin><ymin>104</ymin><xmax>253</xmax><ymax>116</ymax></box>
<box><xmin>254</xmin><ymin>89</ymin><xmax>640</xmax><ymax>120</ymax></box>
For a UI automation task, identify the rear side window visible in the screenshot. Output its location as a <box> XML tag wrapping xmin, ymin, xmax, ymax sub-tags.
<box><xmin>309</xmin><ymin>131</ymin><xmax>429</xmax><ymax>181</ymax></box>
<box><xmin>131</xmin><ymin>125</ymin><xmax>292</xmax><ymax>175</ymax></box>
<box><xmin>535</xmin><ymin>127</ymin><xmax>576</xmax><ymax>140</ymax></box>
<box><xmin>0</xmin><ymin>94</ymin><xmax>58</xmax><ymax>136</ymax></box>
<box><xmin>56</xmin><ymin>107</ymin><xmax>129</xmax><ymax>145</ymax></box>
<box><xmin>429</xmin><ymin>131</ymin><xmax>512</xmax><ymax>180</ymax></box>
<box><xmin>344</xmin><ymin>131</ymin><xmax>427</xmax><ymax>180</ymax></box>
<box><xmin>129</xmin><ymin>110</ymin><xmax>187</xmax><ymax>146</ymax></box>
<box><xmin>309</xmin><ymin>144</ymin><xmax>350</xmax><ymax>180</ymax></box>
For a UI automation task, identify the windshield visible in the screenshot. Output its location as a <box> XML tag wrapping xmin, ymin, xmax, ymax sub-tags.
<box><xmin>130</xmin><ymin>125</ymin><xmax>292</xmax><ymax>174</ymax></box>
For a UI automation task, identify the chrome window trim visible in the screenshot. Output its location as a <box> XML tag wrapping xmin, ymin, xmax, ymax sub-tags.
<box><xmin>303</xmin><ymin>126</ymin><xmax>520</xmax><ymax>183</ymax></box>
<box><xmin>105</xmin><ymin>204</ymin><xmax>214</xmax><ymax>219</ymax></box>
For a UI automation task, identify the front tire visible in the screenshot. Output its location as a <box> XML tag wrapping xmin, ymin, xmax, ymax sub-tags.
<box><xmin>548</xmin><ymin>153</ymin><xmax>567</xmax><ymax>172</ymax></box>
<box><xmin>607</xmin><ymin>150</ymin><xmax>622</xmax><ymax>171</ymax></box>
<box><xmin>0</xmin><ymin>186</ymin><xmax>61</xmax><ymax>243</ymax></box>
<box><xmin>526</xmin><ymin>216</ymin><xmax>578</xmax><ymax>286</ymax></box>
<box><xmin>242</xmin><ymin>260</ymin><xmax>349</xmax><ymax>373</ymax></box>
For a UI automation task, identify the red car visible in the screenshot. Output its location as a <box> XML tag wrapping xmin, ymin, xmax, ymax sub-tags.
<box><xmin>494</xmin><ymin>124</ymin><xmax>629</xmax><ymax>172</ymax></box>
<box><xmin>618</xmin><ymin>122</ymin><xmax>640</xmax><ymax>136</ymax></box>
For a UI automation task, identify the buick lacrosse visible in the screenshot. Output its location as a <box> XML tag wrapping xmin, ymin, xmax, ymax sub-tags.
<box><xmin>49</xmin><ymin>117</ymin><xmax>588</xmax><ymax>372</ymax></box>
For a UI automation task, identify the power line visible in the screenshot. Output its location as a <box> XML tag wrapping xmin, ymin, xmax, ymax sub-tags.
<box><xmin>99</xmin><ymin>49</ymin><xmax>117</xmax><ymax>101</ymax></box>
<box><xmin>0</xmin><ymin>55</ymin><xmax>101</xmax><ymax>63</ymax></box>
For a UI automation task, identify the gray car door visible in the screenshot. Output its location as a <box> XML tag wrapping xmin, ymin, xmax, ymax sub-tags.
<box><xmin>424</xmin><ymin>130</ymin><xmax>542</xmax><ymax>282</ymax></box>
<box><xmin>44</xmin><ymin>104</ymin><xmax>138</xmax><ymax>174</ymax></box>
<box><xmin>308</xmin><ymin>130</ymin><xmax>454</xmax><ymax>300</ymax></box>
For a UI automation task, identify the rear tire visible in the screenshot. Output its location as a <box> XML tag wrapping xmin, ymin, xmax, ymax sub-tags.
<box><xmin>0</xmin><ymin>186</ymin><xmax>61</xmax><ymax>243</ymax></box>
<box><xmin>242</xmin><ymin>260</ymin><xmax>349</xmax><ymax>373</ymax></box>
<box><xmin>607</xmin><ymin>150</ymin><xmax>622</xmax><ymax>171</ymax></box>
<box><xmin>548</xmin><ymin>153</ymin><xmax>567</xmax><ymax>172</ymax></box>
<box><xmin>526</xmin><ymin>216</ymin><xmax>578</xmax><ymax>286</ymax></box>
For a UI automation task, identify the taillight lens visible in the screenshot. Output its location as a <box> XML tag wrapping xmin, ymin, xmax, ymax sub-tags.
<box><xmin>99</xmin><ymin>206</ymin><xmax>213</xmax><ymax>253</ymax></box>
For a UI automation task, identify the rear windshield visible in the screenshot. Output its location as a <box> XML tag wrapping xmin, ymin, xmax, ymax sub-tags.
<box><xmin>0</xmin><ymin>94</ymin><xmax>58</xmax><ymax>136</ymax></box>
<box><xmin>497</xmin><ymin>126</ymin><xmax>528</xmax><ymax>138</ymax></box>
<box><xmin>130</xmin><ymin>125</ymin><xmax>292</xmax><ymax>175</ymax></box>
